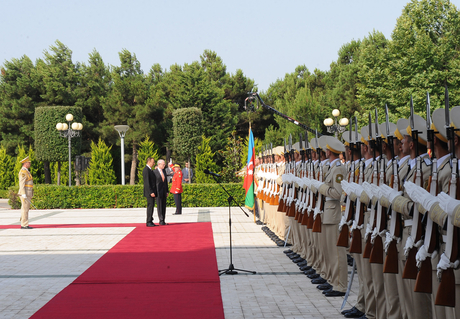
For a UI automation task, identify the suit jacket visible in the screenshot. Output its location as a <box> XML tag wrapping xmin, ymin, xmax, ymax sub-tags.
<box><xmin>154</xmin><ymin>168</ymin><xmax>169</xmax><ymax>197</ymax></box>
<box><xmin>143</xmin><ymin>165</ymin><xmax>157</xmax><ymax>198</ymax></box>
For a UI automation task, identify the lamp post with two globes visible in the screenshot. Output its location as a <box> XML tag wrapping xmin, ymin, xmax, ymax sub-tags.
<box><xmin>323</xmin><ymin>109</ymin><xmax>349</xmax><ymax>138</ymax></box>
<box><xmin>56</xmin><ymin>114</ymin><xmax>83</xmax><ymax>187</ymax></box>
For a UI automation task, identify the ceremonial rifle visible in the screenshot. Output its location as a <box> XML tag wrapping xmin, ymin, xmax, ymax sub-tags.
<box><xmin>370</xmin><ymin>108</ymin><xmax>387</xmax><ymax>264</ymax></box>
<box><xmin>350</xmin><ymin>117</ymin><xmax>365</xmax><ymax>254</ymax></box>
<box><xmin>287</xmin><ymin>135</ymin><xmax>297</xmax><ymax>215</ymax></box>
<box><xmin>295</xmin><ymin>133</ymin><xmax>305</xmax><ymax>221</ymax></box>
<box><xmin>384</xmin><ymin>105</ymin><xmax>403</xmax><ymax>273</ymax></box>
<box><xmin>312</xmin><ymin>129</ymin><xmax>323</xmax><ymax>233</ymax></box>
<box><xmin>435</xmin><ymin>85</ymin><xmax>459</xmax><ymax>307</ymax></box>
<box><xmin>338</xmin><ymin>118</ymin><xmax>355</xmax><ymax>247</ymax></box>
<box><xmin>363</xmin><ymin>112</ymin><xmax>378</xmax><ymax>259</ymax></box>
<box><xmin>301</xmin><ymin>131</ymin><xmax>313</xmax><ymax>226</ymax></box>
<box><xmin>306</xmin><ymin>131</ymin><xmax>317</xmax><ymax>229</ymax></box>
<box><xmin>403</xmin><ymin>96</ymin><xmax>424</xmax><ymax>279</ymax></box>
<box><xmin>278</xmin><ymin>139</ymin><xmax>288</xmax><ymax>211</ymax></box>
<box><xmin>415</xmin><ymin>92</ymin><xmax>439</xmax><ymax>293</ymax></box>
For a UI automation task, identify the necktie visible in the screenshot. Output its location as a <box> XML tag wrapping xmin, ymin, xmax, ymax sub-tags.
<box><xmin>160</xmin><ymin>169</ymin><xmax>164</xmax><ymax>181</ymax></box>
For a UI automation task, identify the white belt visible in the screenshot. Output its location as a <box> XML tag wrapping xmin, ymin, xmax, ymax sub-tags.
<box><xmin>404</xmin><ymin>219</ymin><xmax>413</xmax><ymax>227</ymax></box>
<box><xmin>325</xmin><ymin>197</ymin><xmax>336</xmax><ymax>201</ymax></box>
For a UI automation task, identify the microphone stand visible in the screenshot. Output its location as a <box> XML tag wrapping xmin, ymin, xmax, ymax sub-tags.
<box><xmin>207</xmin><ymin>173</ymin><xmax>256</xmax><ymax>276</ymax></box>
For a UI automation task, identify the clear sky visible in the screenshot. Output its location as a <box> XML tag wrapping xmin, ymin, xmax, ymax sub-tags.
<box><xmin>3</xmin><ymin>0</ymin><xmax>460</xmax><ymax>92</ymax></box>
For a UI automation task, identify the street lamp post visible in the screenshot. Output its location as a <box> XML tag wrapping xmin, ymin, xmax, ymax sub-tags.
<box><xmin>114</xmin><ymin>125</ymin><xmax>129</xmax><ymax>185</ymax></box>
<box><xmin>56</xmin><ymin>114</ymin><xmax>83</xmax><ymax>187</ymax></box>
<box><xmin>323</xmin><ymin>109</ymin><xmax>349</xmax><ymax>137</ymax></box>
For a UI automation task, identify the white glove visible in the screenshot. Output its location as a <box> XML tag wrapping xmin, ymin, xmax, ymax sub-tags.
<box><xmin>341</xmin><ymin>180</ymin><xmax>354</xmax><ymax>196</ymax></box>
<box><xmin>380</xmin><ymin>183</ymin><xmax>403</xmax><ymax>203</ymax></box>
<box><xmin>404</xmin><ymin>181</ymin><xmax>438</xmax><ymax>211</ymax></box>
<box><xmin>22</xmin><ymin>194</ymin><xmax>27</xmax><ymax>199</ymax></box>
<box><xmin>362</xmin><ymin>182</ymin><xmax>373</xmax><ymax>198</ymax></box>
<box><xmin>437</xmin><ymin>192</ymin><xmax>460</xmax><ymax>218</ymax></box>
<box><xmin>370</xmin><ymin>183</ymin><xmax>382</xmax><ymax>199</ymax></box>
<box><xmin>353</xmin><ymin>183</ymin><xmax>364</xmax><ymax>197</ymax></box>
<box><xmin>311</xmin><ymin>179</ymin><xmax>322</xmax><ymax>190</ymax></box>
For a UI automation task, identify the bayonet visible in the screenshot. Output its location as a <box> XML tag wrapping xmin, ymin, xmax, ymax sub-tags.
<box><xmin>385</xmin><ymin>104</ymin><xmax>390</xmax><ymax>137</ymax></box>
<box><xmin>426</xmin><ymin>92</ymin><xmax>432</xmax><ymax>130</ymax></box>
<box><xmin>354</xmin><ymin>116</ymin><xmax>359</xmax><ymax>144</ymax></box>
<box><xmin>299</xmin><ymin>132</ymin><xmax>303</xmax><ymax>151</ymax></box>
<box><xmin>374</xmin><ymin>107</ymin><xmax>379</xmax><ymax>140</ymax></box>
<box><xmin>410</xmin><ymin>95</ymin><xmax>415</xmax><ymax>131</ymax></box>
<box><xmin>305</xmin><ymin>130</ymin><xmax>309</xmax><ymax>149</ymax></box>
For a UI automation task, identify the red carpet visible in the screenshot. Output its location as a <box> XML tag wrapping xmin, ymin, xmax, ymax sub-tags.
<box><xmin>30</xmin><ymin>223</ymin><xmax>224</xmax><ymax>319</ymax></box>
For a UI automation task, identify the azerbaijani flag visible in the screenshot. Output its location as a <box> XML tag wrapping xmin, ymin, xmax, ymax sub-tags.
<box><xmin>244</xmin><ymin>128</ymin><xmax>255</xmax><ymax>210</ymax></box>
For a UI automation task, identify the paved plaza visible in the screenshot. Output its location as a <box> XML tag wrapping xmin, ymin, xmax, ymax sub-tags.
<box><xmin>0</xmin><ymin>199</ymin><xmax>358</xmax><ymax>318</ymax></box>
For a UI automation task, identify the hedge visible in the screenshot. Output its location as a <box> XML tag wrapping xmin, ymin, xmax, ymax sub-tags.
<box><xmin>8</xmin><ymin>183</ymin><xmax>246</xmax><ymax>209</ymax></box>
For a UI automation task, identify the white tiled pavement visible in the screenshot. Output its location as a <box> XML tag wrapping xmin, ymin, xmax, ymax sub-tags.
<box><xmin>0</xmin><ymin>199</ymin><xmax>358</xmax><ymax>318</ymax></box>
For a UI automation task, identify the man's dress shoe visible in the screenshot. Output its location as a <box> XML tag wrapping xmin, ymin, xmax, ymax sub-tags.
<box><xmin>324</xmin><ymin>290</ymin><xmax>346</xmax><ymax>297</ymax></box>
<box><xmin>316</xmin><ymin>283</ymin><xmax>332</xmax><ymax>290</ymax></box>
<box><xmin>146</xmin><ymin>223</ymin><xmax>156</xmax><ymax>227</ymax></box>
<box><xmin>21</xmin><ymin>226</ymin><xmax>33</xmax><ymax>229</ymax></box>
<box><xmin>344</xmin><ymin>308</ymin><xmax>365</xmax><ymax>318</ymax></box>
<box><xmin>311</xmin><ymin>277</ymin><xmax>327</xmax><ymax>284</ymax></box>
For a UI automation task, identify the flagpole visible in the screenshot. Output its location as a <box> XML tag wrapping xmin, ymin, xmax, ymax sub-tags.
<box><xmin>250</xmin><ymin>123</ymin><xmax>256</xmax><ymax>223</ymax></box>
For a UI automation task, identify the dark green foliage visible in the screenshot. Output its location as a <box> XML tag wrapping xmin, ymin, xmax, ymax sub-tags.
<box><xmin>8</xmin><ymin>183</ymin><xmax>245</xmax><ymax>209</ymax></box>
<box><xmin>137</xmin><ymin>136</ymin><xmax>159</xmax><ymax>185</ymax></box>
<box><xmin>218</xmin><ymin>132</ymin><xmax>244</xmax><ymax>183</ymax></box>
<box><xmin>195</xmin><ymin>136</ymin><xmax>219</xmax><ymax>183</ymax></box>
<box><xmin>87</xmin><ymin>139</ymin><xmax>116</xmax><ymax>185</ymax></box>
<box><xmin>172</xmin><ymin>107</ymin><xmax>202</xmax><ymax>163</ymax></box>
<box><xmin>0</xmin><ymin>146</ymin><xmax>14</xmax><ymax>190</ymax></box>
<box><xmin>34</xmin><ymin>106</ymin><xmax>82</xmax><ymax>162</ymax></box>
<box><xmin>0</xmin><ymin>55</ymin><xmax>43</xmax><ymax>153</ymax></box>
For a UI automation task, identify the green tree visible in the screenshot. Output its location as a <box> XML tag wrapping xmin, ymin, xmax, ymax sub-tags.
<box><xmin>101</xmin><ymin>49</ymin><xmax>163</xmax><ymax>185</ymax></box>
<box><xmin>195</xmin><ymin>135</ymin><xmax>219</xmax><ymax>183</ymax></box>
<box><xmin>87</xmin><ymin>139</ymin><xmax>116</xmax><ymax>185</ymax></box>
<box><xmin>137</xmin><ymin>136</ymin><xmax>159</xmax><ymax>185</ymax></box>
<box><xmin>14</xmin><ymin>146</ymin><xmax>28</xmax><ymax>186</ymax></box>
<box><xmin>217</xmin><ymin>132</ymin><xmax>244</xmax><ymax>183</ymax></box>
<box><xmin>34</xmin><ymin>106</ymin><xmax>82</xmax><ymax>184</ymax></box>
<box><xmin>38</xmin><ymin>40</ymin><xmax>80</xmax><ymax>106</ymax></box>
<box><xmin>324</xmin><ymin>40</ymin><xmax>362</xmax><ymax>121</ymax></box>
<box><xmin>0</xmin><ymin>146</ymin><xmax>15</xmax><ymax>190</ymax></box>
<box><xmin>172</xmin><ymin>107</ymin><xmax>202</xmax><ymax>164</ymax></box>
<box><xmin>75</xmin><ymin>49</ymin><xmax>111</xmax><ymax>152</ymax></box>
<box><xmin>0</xmin><ymin>55</ymin><xmax>43</xmax><ymax>154</ymax></box>
<box><xmin>27</xmin><ymin>145</ymin><xmax>45</xmax><ymax>185</ymax></box>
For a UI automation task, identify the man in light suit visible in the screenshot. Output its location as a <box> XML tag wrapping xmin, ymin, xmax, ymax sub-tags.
<box><xmin>154</xmin><ymin>159</ymin><xmax>169</xmax><ymax>225</ymax></box>
<box><xmin>143</xmin><ymin>157</ymin><xmax>157</xmax><ymax>227</ymax></box>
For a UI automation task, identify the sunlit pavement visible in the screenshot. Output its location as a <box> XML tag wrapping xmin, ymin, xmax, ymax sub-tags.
<box><xmin>0</xmin><ymin>201</ymin><xmax>357</xmax><ymax>318</ymax></box>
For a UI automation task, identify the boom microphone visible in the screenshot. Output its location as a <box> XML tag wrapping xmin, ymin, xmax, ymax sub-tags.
<box><xmin>204</xmin><ymin>169</ymin><xmax>221</xmax><ymax>178</ymax></box>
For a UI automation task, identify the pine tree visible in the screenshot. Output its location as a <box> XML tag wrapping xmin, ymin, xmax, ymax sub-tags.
<box><xmin>137</xmin><ymin>136</ymin><xmax>159</xmax><ymax>185</ymax></box>
<box><xmin>14</xmin><ymin>146</ymin><xmax>28</xmax><ymax>186</ymax></box>
<box><xmin>87</xmin><ymin>139</ymin><xmax>116</xmax><ymax>185</ymax></box>
<box><xmin>195</xmin><ymin>136</ymin><xmax>219</xmax><ymax>183</ymax></box>
<box><xmin>0</xmin><ymin>146</ymin><xmax>14</xmax><ymax>189</ymax></box>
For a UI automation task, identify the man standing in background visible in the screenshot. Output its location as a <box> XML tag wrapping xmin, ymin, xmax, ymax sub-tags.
<box><xmin>18</xmin><ymin>156</ymin><xmax>33</xmax><ymax>229</ymax></box>
<box><xmin>155</xmin><ymin>159</ymin><xmax>169</xmax><ymax>225</ymax></box>
<box><xmin>182</xmin><ymin>161</ymin><xmax>193</xmax><ymax>184</ymax></box>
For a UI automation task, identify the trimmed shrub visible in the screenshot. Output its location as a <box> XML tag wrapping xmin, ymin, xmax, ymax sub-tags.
<box><xmin>8</xmin><ymin>183</ymin><xmax>246</xmax><ymax>209</ymax></box>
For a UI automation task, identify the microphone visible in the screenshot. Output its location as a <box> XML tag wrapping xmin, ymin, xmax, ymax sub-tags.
<box><xmin>204</xmin><ymin>169</ymin><xmax>221</xmax><ymax>178</ymax></box>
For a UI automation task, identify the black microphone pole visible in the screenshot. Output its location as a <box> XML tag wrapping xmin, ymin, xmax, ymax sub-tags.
<box><xmin>207</xmin><ymin>170</ymin><xmax>255</xmax><ymax>275</ymax></box>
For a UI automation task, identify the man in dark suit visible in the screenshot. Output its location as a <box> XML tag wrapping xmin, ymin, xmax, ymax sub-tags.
<box><xmin>154</xmin><ymin>159</ymin><xmax>169</xmax><ymax>225</ymax></box>
<box><xmin>143</xmin><ymin>157</ymin><xmax>157</xmax><ymax>227</ymax></box>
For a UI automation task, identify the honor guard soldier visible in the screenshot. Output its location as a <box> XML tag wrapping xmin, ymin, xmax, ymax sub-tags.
<box><xmin>313</xmin><ymin>136</ymin><xmax>348</xmax><ymax>297</ymax></box>
<box><xmin>18</xmin><ymin>156</ymin><xmax>33</xmax><ymax>229</ymax></box>
<box><xmin>384</xmin><ymin>112</ymin><xmax>432</xmax><ymax>319</ymax></box>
